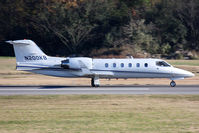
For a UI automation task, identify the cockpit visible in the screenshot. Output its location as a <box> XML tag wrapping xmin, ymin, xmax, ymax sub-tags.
<box><xmin>156</xmin><ymin>61</ymin><xmax>171</xmax><ymax>67</ymax></box>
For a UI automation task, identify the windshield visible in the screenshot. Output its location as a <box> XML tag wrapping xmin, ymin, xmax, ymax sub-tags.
<box><xmin>156</xmin><ymin>61</ymin><xmax>171</xmax><ymax>67</ymax></box>
<box><xmin>61</xmin><ymin>59</ymin><xmax>69</xmax><ymax>64</ymax></box>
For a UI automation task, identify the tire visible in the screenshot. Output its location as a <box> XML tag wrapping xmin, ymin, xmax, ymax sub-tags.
<box><xmin>170</xmin><ymin>81</ymin><xmax>176</xmax><ymax>87</ymax></box>
<box><xmin>91</xmin><ymin>78</ymin><xmax>95</xmax><ymax>87</ymax></box>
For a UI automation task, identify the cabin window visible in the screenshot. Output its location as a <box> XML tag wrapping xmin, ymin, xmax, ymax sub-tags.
<box><xmin>156</xmin><ymin>61</ymin><xmax>170</xmax><ymax>67</ymax></box>
<box><xmin>113</xmin><ymin>63</ymin><xmax>116</xmax><ymax>68</ymax></box>
<box><xmin>144</xmin><ymin>63</ymin><xmax>148</xmax><ymax>67</ymax></box>
<box><xmin>105</xmin><ymin>63</ymin><xmax>109</xmax><ymax>68</ymax></box>
<box><xmin>128</xmin><ymin>63</ymin><xmax>132</xmax><ymax>68</ymax></box>
<box><xmin>121</xmin><ymin>63</ymin><xmax>124</xmax><ymax>68</ymax></box>
<box><xmin>136</xmin><ymin>63</ymin><xmax>140</xmax><ymax>67</ymax></box>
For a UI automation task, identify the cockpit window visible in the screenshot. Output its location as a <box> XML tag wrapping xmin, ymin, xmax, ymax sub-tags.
<box><xmin>62</xmin><ymin>59</ymin><xmax>69</xmax><ymax>64</ymax></box>
<box><xmin>156</xmin><ymin>61</ymin><xmax>170</xmax><ymax>67</ymax></box>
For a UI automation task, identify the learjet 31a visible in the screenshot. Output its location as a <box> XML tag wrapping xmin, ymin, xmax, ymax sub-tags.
<box><xmin>6</xmin><ymin>40</ymin><xmax>194</xmax><ymax>87</ymax></box>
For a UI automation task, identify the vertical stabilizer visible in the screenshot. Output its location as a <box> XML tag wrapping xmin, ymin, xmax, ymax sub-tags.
<box><xmin>6</xmin><ymin>40</ymin><xmax>48</xmax><ymax>63</ymax></box>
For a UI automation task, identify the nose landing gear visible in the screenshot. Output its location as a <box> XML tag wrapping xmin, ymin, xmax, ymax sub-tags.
<box><xmin>170</xmin><ymin>80</ymin><xmax>176</xmax><ymax>87</ymax></box>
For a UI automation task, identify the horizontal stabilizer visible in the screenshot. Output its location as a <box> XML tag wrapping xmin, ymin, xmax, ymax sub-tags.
<box><xmin>6</xmin><ymin>40</ymin><xmax>30</xmax><ymax>45</ymax></box>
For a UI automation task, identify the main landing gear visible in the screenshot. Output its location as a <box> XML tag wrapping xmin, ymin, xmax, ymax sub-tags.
<box><xmin>170</xmin><ymin>80</ymin><xmax>176</xmax><ymax>87</ymax></box>
<box><xmin>91</xmin><ymin>76</ymin><xmax>100</xmax><ymax>87</ymax></box>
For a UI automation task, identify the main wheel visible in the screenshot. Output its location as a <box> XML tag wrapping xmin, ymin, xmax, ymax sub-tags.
<box><xmin>91</xmin><ymin>78</ymin><xmax>95</xmax><ymax>87</ymax></box>
<box><xmin>91</xmin><ymin>77</ymin><xmax>100</xmax><ymax>87</ymax></box>
<box><xmin>170</xmin><ymin>80</ymin><xmax>176</xmax><ymax>87</ymax></box>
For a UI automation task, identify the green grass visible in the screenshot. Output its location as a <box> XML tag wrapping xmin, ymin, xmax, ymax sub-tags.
<box><xmin>0</xmin><ymin>95</ymin><xmax>199</xmax><ymax>133</ymax></box>
<box><xmin>167</xmin><ymin>60</ymin><xmax>199</xmax><ymax>66</ymax></box>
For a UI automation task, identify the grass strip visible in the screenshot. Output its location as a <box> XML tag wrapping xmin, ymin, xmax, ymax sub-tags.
<box><xmin>0</xmin><ymin>95</ymin><xmax>198</xmax><ymax>133</ymax></box>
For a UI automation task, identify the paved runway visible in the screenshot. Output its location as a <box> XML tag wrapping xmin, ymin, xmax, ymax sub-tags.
<box><xmin>0</xmin><ymin>85</ymin><xmax>199</xmax><ymax>95</ymax></box>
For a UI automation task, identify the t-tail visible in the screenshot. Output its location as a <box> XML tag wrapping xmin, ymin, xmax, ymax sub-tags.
<box><xmin>6</xmin><ymin>40</ymin><xmax>50</xmax><ymax>70</ymax></box>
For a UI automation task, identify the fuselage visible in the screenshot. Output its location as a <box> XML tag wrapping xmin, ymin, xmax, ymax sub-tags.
<box><xmin>6</xmin><ymin>39</ymin><xmax>195</xmax><ymax>87</ymax></box>
<box><xmin>18</xmin><ymin>56</ymin><xmax>194</xmax><ymax>80</ymax></box>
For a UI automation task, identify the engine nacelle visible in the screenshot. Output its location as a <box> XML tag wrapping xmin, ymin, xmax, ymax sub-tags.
<box><xmin>61</xmin><ymin>57</ymin><xmax>92</xmax><ymax>69</ymax></box>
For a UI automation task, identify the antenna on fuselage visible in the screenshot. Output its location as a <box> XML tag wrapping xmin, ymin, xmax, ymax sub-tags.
<box><xmin>126</xmin><ymin>54</ymin><xmax>133</xmax><ymax>59</ymax></box>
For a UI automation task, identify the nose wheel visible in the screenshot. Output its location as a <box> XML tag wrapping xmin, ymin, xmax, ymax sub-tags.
<box><xmin>170</xmin><ymin>80</ymin><xmax>176</xmax><ymax>87</ymax></box>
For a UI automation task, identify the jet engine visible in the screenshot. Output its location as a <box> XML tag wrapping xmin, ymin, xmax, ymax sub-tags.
<box><xmin>61</xmin><ymin>57</ymin><xmax>93</xmax><ymax>70</ymax></box>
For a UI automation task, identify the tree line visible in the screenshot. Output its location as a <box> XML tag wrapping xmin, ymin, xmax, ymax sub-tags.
<box><xmin>0</xmin><ymin>0</ymin><xmax>199</xmax><ymax>58</ymax></box>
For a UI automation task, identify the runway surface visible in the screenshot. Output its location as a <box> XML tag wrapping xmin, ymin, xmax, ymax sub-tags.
<box><xmin>0</xmin><ymin>85</ymin><xmax>199</xmax><ymax>95</ymax></box>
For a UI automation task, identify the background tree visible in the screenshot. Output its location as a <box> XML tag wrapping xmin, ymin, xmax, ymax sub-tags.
<box><xmin>123</xmin><ymin>17</ymin><xmax>158</xmax><ymax>54</ymax></box>
<box><xmin>32</xmin><ymin>0</ymin><xmax>129</xmax><ymax>55</ymax></box>
<box><xmin>0</xmin><ymin>0</ymin><xmax>199</xmax><ymax>58</ymax></box>
<box><xmin>145</xmin><ymin>0</ymin><xmax>187</xmax><ymax>53</ymax></box>
<box><xmin>174</xmin><ymin>0</ymin><xmax>199</xmax><ymax>51</ymax></box>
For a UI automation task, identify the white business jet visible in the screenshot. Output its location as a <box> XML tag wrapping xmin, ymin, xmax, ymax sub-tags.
<box><xmin>6</xmin><ymin>40</ymin><xmax>194</xmax><ymax>87</ymax></box>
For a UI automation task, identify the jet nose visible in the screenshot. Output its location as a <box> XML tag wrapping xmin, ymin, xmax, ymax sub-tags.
<box><xmin>172</xmin><ymin>68</ymin><xmax>195</xmax><ymax>78</ymax></box>
<box><xmin>187</xmin><ymin>71</ymin><xmax>195</xmax><ymax>77</ymax></box>
<box><xmin>182</xmin><ymin>69</ymin><xmax>195</xmax><ymax>77</ymax></box>
<box><xmin>181</xmin><ymin>70</ymin><xmax>195</xmax><ymax>78</ymax></box>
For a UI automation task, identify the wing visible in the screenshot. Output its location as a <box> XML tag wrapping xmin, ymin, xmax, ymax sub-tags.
<box><xmin>71</xmin><ymin>60</ymin><xmax>114</xmax><ymax>77</ymax></box>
